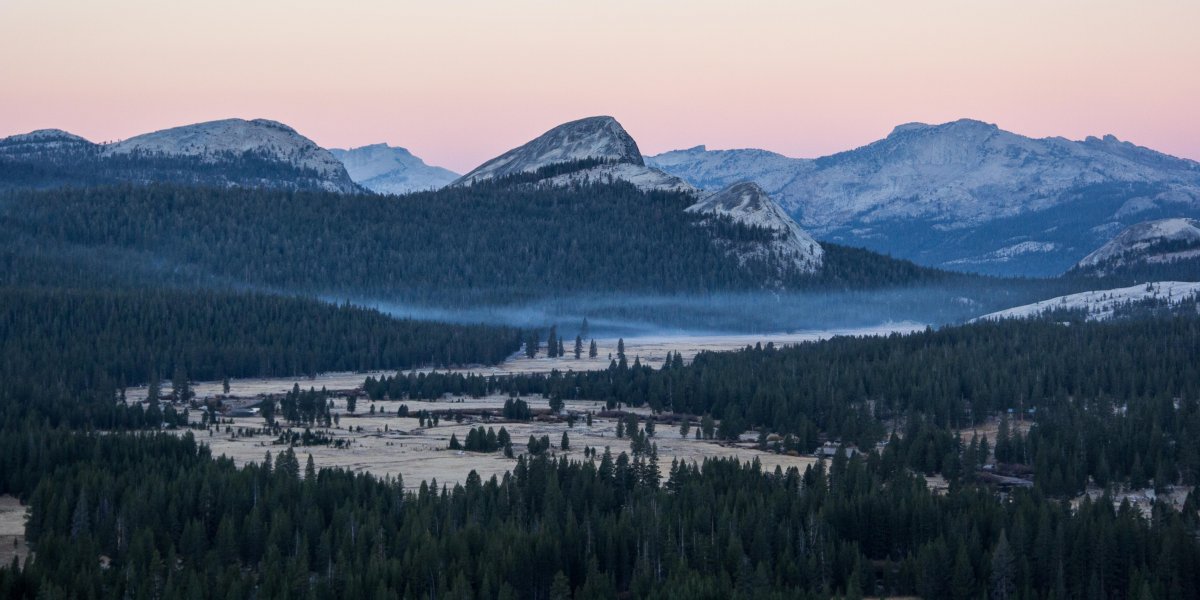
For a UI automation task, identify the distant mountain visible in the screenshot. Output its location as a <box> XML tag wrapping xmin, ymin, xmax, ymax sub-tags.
<box><xmin>454</xmin><ymin>116</ymin><xmax>691</xmax><ymax>191</ymax></box>
<box><xmin>1075</xmin><ymin>218</ymin><xmax>1200</xmax><ymax>270</ymax></box>
<box><xmin>1064</xmin><ymin>217</ymin><xmax>1200</xmax><ymax>286</ymax></box>
<box><xmin>0</xmin><ymin>129</ymin><xmax>93</xmax><ymax>153</ymax></box>
<box><xmin>687</xmin><ymin>182</ymin><xmax>823</xmax><ymax>273</ymax></box>
<box><xmin>331</xmin><ymin>144</ymin><xmax>459</xmax><ymax>194</ymax></box>
<box><xmin>648</xmin><ymin>120</ymin><xmax>1200</xmax><ymax>276</ymax></box>
<box><xmin>0</xmin><ymin>119</ymin><xmax>360</xmax><ymax>193</ymax></box>
<box><xmin>453</xmin><ymin>116</ymin><xmax>820</xmax><ymax>279</ymax></box>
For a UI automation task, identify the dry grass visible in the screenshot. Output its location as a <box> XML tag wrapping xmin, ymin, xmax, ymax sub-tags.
<box><xmin>192</xmin><ymin>396</ymin><xmax>818</xmax><ymax>489</ymax></box>
<box><xmin>0</xmin><ymin>495</ymin><xmax>30</xmax><ymax>567</ymax></box>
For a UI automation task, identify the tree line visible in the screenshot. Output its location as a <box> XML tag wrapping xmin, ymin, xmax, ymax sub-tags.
<box><xmin>2</xmin><ymin>425</ymin><xmax>1197</xmax><ymax>599</ymax></box>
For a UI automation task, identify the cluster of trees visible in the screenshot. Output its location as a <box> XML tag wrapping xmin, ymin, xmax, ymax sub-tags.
<box><xmin>274</xmin><ymin>384</ymin><xmax>332</xmax><ymax>427</ymax></box>
<box><xmin>3</xmin><ymin>426</ymin><xmax>1199</xmax><ymax>599</ymax></box>
<box><xmin>448</xmin><ymin>426</ymin><xmax>513</xmax><ymax>454</ymax></box>
<box><xmin>502</xmin><ymin>398</ymin><xmax>532</xmax><ymax>420</ymax></box>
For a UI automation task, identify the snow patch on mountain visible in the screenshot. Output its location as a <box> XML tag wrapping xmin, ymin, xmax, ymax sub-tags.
<box><xmin>1</xmin><ymin>129</ymin><xmax>92</xmax><ymax>146</ymax></box>
<box><xmin>945</xmin><ymin>241</ymin><xmax>1059</xmax><ymax>266</ymax></box>
<box><xmin>106</xmin><ymin>118</ymin><xmax>357</xmax><ymax>193</ymax></box>
<box><xmin>975</xmin><ymin>281</ymin><xmax>1200</xmax><ymax>322</ymax></box>
<box><xmin>543</xmin><ymin>162</ymin><xmax>696</xmax><ymax>194</ymax></box>
<box><xmin>1076</xmin><ymin>218</ymin><xmax>1200</xmax><ymax>270</ymax></box>
<box><xmin>686</xmin><ymin>182</ymin><xmax>823</xmax><ymax>273</ymax></box>
<box><xmin>331</xmin><ymin>144</ymin><xmax>459</xmax><ymax>194</ymax></box>
<box><xmin>455</xmin><ymin>116</ymin><xmax>643</xmax><ymax>185</ymax></box>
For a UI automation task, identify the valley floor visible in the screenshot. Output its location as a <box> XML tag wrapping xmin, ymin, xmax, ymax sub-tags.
<box><xmin>196</xmin><ymin>396</ymin><xmax>818</xmax><ymax>490</ymax></box>
<box><xmin>161</xmin><ymin>325</ymin><xmax>923</xmax><ymax>488</ymax></box>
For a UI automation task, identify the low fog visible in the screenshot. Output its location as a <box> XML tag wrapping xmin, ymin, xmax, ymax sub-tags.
<box><xmin>335</xmin><ymin>283</ymin><xmax>1045</xmax><ymax>337</ymax></box>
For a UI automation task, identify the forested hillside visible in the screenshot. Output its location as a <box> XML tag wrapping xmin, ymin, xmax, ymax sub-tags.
<box><xmin>0</xmin><ymin>287</ymin><xmax>520</xmax><ymax>423</ymax></box>
<box><xmin>0</xmin><ymin>181</ymin><xmax>968</xmax><ymax>304</ymax></box>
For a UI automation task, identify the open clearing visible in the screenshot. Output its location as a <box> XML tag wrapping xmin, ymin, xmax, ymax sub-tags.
<box><xmin>0</xmin><ymin>495</ymin><xmax>30</xmax><ymax>567</ymax></box>
<box><xmin>161</xmin><ymin>325</ymin><xmax>922</xmax><ymax>488</ymax></box>
<box><xmin>196</xmin><ymin>396</ymin><xmax>819</xmax><ymax>489</ymax></box>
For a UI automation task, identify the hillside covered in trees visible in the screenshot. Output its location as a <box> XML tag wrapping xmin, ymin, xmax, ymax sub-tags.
<box><xmin>0</xmin><ymin>286</ymin><xmax>520</xmax><ymax>431</ymax></box>
<box><xmin>0</xmin><ymin>181</ymin><xmax>985</xmax><ymax>302</ymax></box>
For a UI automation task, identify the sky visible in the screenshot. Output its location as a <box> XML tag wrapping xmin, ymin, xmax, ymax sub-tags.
<box><xmin>1</xmin><ymin>0</ymin><xmax>1197</xmax><ymax>173</ymax></box>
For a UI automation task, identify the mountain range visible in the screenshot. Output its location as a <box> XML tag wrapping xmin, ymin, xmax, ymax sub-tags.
<box><xmin>0</xmin><ymin>118</ymin><xmax>360</xmax><ymax>193</ymax></box>
<box><xmin>647</xmin><ymin>119</ymin><xmax>1200</xmax><ymax>276</ymax></box>
<box><xmin>330</xmin><ymin>144</ymin><xmax>459</xmax><ymax>194</ymax></box>
<box><xmin>6</xmin><ymin>114</ymin><xmax>1200</xmax><ymax>280</ymax></box>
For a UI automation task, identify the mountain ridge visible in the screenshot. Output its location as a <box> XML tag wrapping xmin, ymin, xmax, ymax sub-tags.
<box><xmin>647</xmin><ymin>118</ymin><xmax>1200</xmax><ymax>276</ymax></box>
<box><xmin>331</xmin><ymin>143</ymin><xmax>459</xmax><ymax>194</ymax></box>
<box><xmin>1</xmin><ymin>118</ymin><xmax>360</xmax><ymax>193</ymax></box>
<box><xmin>454</xmin><ymin>116</ymin><xmax>646</xmax><ymax>186</ymax></box>
<box><xmin>686</xmin><ymin>182</ymin><xmax>823</xmax><ymax>274</ymax></box>
<box><xmin>1074</xmin><ymin>217</ymin><xmax>1200</xmax><ymax>273</ymax></box>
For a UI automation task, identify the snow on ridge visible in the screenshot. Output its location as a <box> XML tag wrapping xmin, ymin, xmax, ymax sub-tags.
<box><xmin>331</xmin><ymin>144</ymin><xmax>459</xmax><ymax>194</ymax></box>
<box><xmin>543</xmin><ymin>163</ymin><xmax>696</xmax><ymax>194</ymax></box>
<box><xmin>1077</xmin><ymin>218</ymin><xmax>1200</xmax><ymax>269</ymax></box>
<box><xmin>646</xmin><ymin>119</ymin><xmax>1200</xmax><ymax>234</ymax></box>
<box><xmin>686</xmin><ymin>182</ymin><xmax>824</xmax><ymax>273</ymax></box>
<box><xmin>1</xmin><ymin>129</ymin><xmax>92</xmax><ymax>145</ymax></box>
<box><xmin>455</xmin><ymin>116</ymin><xmax>643</xmax><ymax>185</ymax></box>
<box><xmin>105</xmin><ymin>118</ymin><xmax>355</xmax><ymax>191</ymax></box>
<box><xmin>945</xmin><ymin>241</ymin><xmax>1059</xmax><ymax>266</ymax></box>
<box><xmin>974</xmin><ymin>281</ymin><xmax>1200</xmax><ymax>322</ymax></box>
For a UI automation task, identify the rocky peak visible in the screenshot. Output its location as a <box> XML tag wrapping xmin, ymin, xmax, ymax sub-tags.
<box><xmin>687</xmin><ymin>182</ymin><xmax>824</xmax><ymax>273</ymax></box>
<box><xmin>455</xmin><ymin>116</ymin><xmax>643</xmax><ymax>185</ymax></box>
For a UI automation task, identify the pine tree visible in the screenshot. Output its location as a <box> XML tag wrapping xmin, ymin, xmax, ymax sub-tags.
<box><xmin>550</xmin><ymin>571</ymin><xmax>571</xmax><ymax>600</ymax></box>
<box><xmin>991</xmin><ymin>530</ymin><xmax>1014</xmax><ymax>600</ymax></box>
<box><xmin>546</xmin><ymin>326</ymin><xmax>558</xmax><ymax>358</ymax></box>
<box><xmin>172</xmin><ymin>364</ymin><xmax>191</xmax><ymax>403</ymax></box>
<box><xmin>561</xmin><ymin>432</ymin><xmax>570</xmax><ymax>451</ymax></box>
<box><xmin>525</xmin><ymin>331</ymin><xmax>539</xmax><ymax>359</ymax></box>
<box><xmin>951</xmin><ymin>546</ymin><xmax>974</xmax><ymax>600</ymax></box>
<box><xmin>574</xmin><ymin>335</ymin><xmax>583</xmax><ymax>359</ymax></box>
<box><xmin>589</xmin><ymin>339</ymin><xmax>598</xmax><ymax>359</ymax></box>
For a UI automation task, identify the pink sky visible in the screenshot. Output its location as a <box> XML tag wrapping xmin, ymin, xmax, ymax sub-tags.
<box><xmin>2</xmin><ymin>0</ymin><xmax>1197</xmax><ymax>173</ymax></box>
